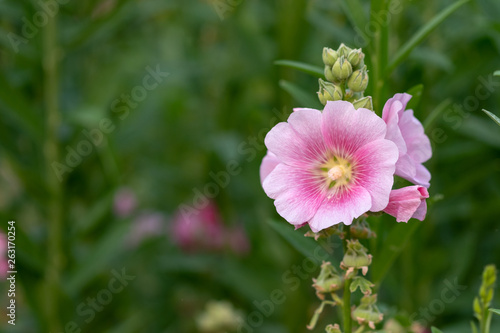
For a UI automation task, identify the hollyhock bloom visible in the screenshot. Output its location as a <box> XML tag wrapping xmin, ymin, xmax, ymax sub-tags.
<box><xmin>382</xmin><ymin>93</ymin><xmax>432</xmax><ymax>187</ymax></box>
<box><xmin>261</xmin><ymin>101</ymin><xmax>399</xmax><ymax>232</ymax></box>
<box><xmin>383</xmin><ymin>185</ymin><xmax>429</xmax><ymax>222</ymax></box>
<box><xmin>0</xmin><ymin>232</ymin><xmax>7</xmax><ymax>278</ymax></box>
<box><xmin>113</xmin><ymin>187</ymin><xmax>137</xmax><ymax>218</ymax></box>
<box><xmin>171</xmin><ymin>201</ymin><xmax>225</xmax><ymax>251</ymax></box>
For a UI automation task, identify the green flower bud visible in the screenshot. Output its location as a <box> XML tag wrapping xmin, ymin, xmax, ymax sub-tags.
<box><xmin>332</xmin><ymin>56</ymin><xmax>352</xmax><ymax>81</ymax></box>
<box><xmin>322</xmin><ymin>47</ymin><xmax>338</xmax><ymax>67</ymax></box>
<box><xmin>347</xmin><ymin>65</ymin><xmax>369</xmax><ymax>92</ymax></box>
<box><xmin>324</xmin><ymin>65</ymin><xmax>335</xmax><ymax>82</ymax></box>
<box><xmin>347</xmin><ymin>49</ymin><xmax>364</xmax><ymax>68</ymax></box>
<box><xmin>325</xmin><ymin>324</ymin><xmax>342</xmax><ymax>333</ymax></box>
<box><xmin>318</xmin><ymin>79</ymin><xmax>343</xmax><ymax>105</ymax></box>
<box><xmin>352</xmin><ymin>96</ymin><xmax>373</xmax><ymax>111</ymax></box>
<box><xmin>337</xmin><ymin>43</ymin><xmax>352</xmax><ymax>57</ymax></box>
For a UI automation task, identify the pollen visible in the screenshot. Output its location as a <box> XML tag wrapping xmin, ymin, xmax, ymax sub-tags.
<box><xmin>319</xmin><ymin>155</ymin><xmax>354</xmax><ymax>190</ymax></box>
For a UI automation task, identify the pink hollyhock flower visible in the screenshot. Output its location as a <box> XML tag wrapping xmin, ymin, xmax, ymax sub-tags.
<box><xmin>171</xmin><ymin>201</ymin><xmax>225</xmax><ymax>252</ymax></box>
<box><xmin>0</xmin><ymin>232</ymin><xmax>7</xmax><ymax>278</ymax></box>
<box><xmin>261</xmin><ymin>101</ymin><xmax>399</xmax><ymax>232</ymax></box>
<box><xmin>383</xmin><ymin>185</ymin><xmax>429</xmax><ymax>222</ymax></box>
<box><xmin>382</xmin><ymin>93</ymin><xmax>432</xmax><ymax>187</ymax></box>
<box><xmin>113</xmin><ymin>187</ymin><xmax>137</xmax><ymax>218</ymax></box>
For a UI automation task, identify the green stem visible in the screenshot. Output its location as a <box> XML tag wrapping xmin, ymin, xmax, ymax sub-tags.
<box><xmin>343</xmin><ymin>226</ymin><xmax>352</xmax><ymax>332</ymax></box>
<box><xmin>369</xmin><ymin>0</ymin><xmax>389</xmax><ymax>113</ymax></box>
<box><xmin>43</xmin><ymin>10</ymin><xmax>63</xmax><ymax>333</ymax></box>
<box><xmin>354</xmin><ymin>325</ymin><xmax>366</xmax><ymax>333</ymax></box>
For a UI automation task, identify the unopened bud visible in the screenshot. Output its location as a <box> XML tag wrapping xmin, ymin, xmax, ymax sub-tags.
<box><xmin>322</xmin><ymin>47</ymin><xmax>338</xmax><ymax>67</ymax></box>
<box><xmin>347</xmin><ymin>49</ymin><xmax>364</xmax><ymax>68</ymax></box>
<box><xmin>332</xmin><ymin>56</ymin><xmax>352</xmax><ymax>81</ymax></box>
<box><xmin>318</xmin><ymin>79</ymin><xmax>343</xmax><ymax>105</ymax></box>
<box><xmin>352</xmin><ymin>96</ymin><xmax>373</xmax><ymax>111</ymax></box>
<box><xmin>325</xmin><ymin>65</ymin><xmax>335</xmax><ymax>82</ymax></box>
<box><xmin>337</xmin><ymin>43</ymin><xmax>352</xmax><ymax>57</ymax></box>
<box><xmin>347</xmin><ymin>65</ymin><xmax>369</xmax><ymax>92</ymax></box>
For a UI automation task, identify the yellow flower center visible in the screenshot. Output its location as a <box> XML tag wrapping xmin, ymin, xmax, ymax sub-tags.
<box><xmin>319</xmin><ymin>156</ymin><xmax>353</xmax><ymax>190</ymax></box>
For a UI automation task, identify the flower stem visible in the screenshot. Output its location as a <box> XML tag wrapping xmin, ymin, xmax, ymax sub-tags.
<box><xmin>43</xmin><ymin>10</ymin><xmax>63</xmax><ymax>333</ymax></box>
<box><xmin>343</xmin><ymin>226</ymin><xmax>352</xmax><ymax>332</ymax></box>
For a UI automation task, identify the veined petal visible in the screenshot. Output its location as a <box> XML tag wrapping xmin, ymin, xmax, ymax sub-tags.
<box><xmin>262</xmin><ymin>164</ymin><xmax>325</xmax><ymax>224</ymax></box>
<box><xmin>321</xmin><ymin>101</ymin><xmax>387</xmax><ymax>157</ymax></box>
<box><xmin>353</xmin><ymin>139</ymin><xmax>399</xmax><ymax>211</ymax></box>
<box><xmin>308</xmin><ymin>186</ymin><xmax>372</xmax><ymax>232</ymax></box>
<box><xmin>265</xmin><ymin>109</ymin><xmax>325</xmax><ymax>168</ymax></box>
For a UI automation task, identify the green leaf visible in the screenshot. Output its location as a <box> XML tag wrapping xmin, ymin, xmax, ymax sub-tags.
<box><xmin>431</xmin><ymin>327</ymin><xmax>444</xmax><ymax>333</ymax></box>
<box><xmin>267</xmin><ymin>220</ymin><xmax>334</xmax><ymax>260</ymax></box>
<box><xmin>494</xmin><ymin>70</ymin><xmax>500</xmax><ymax>77</ymax></box>
<box><xmin>483</xmin><ymin>109</ymin><xmax>500</xmax><ymax>127</ymax></box>
<box><xmin>490</xmin><ymin>308</ymin><xmax>500</xmax><ymax>316</ymax></box>
<box><xmin>371</xmin><ymin>220</ymin><xmax>421</xmax><ymax>284</ymax></box>
<box><xmin>339</xmin><ymin>0</ymin><xmax>368</xmax><ymax>35</ymax></box>
<box><xmin>64</xmin><ymin>220</ymin><xmax>130</xmax><ymax>294</ymax></box>
<box><xmin>386</xmin><ymin>0</ymin><xmax>470</xmax><ymax>74</ymax></box>
<box><xmin>470</xmin><ymin>321</ymin><xmax>478</xmax><ymax>333</ymax></box>
<box><xmin>406</xmin><ymin>84</ymin><xmax>424</xmax><ymax>111</ymax></box>
<box><xmin>274</xmin><ymin>60</ymin><xmax>324</xmax><ymax>78</ymax></box>
<box><xmin>279</xmin><ymin>80</ymin><xmax>322</xmax><ymax>109</ymax></box>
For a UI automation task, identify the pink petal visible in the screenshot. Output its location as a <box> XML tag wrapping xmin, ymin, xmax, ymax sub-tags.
<box><xmin>382</xmin><ymin>100</ymin><xmax>407</xmax><ymax>156</ymax></box>
<box><xmin>262</xmin><ymin>163</ymin><xmax>325</xmax><ymax>225</ymax></box>
<box><xmin>265</xmin><ymin>109</ymin><xmax>325</xmax><ymax>168</ymax></box>
<box><xmin>321</xmin><ymin>101</ymin><xmax>387</xmax><ymax>157</ymax></box>
<box><xmin>352</xmin><ymin>139</ymin><xmax>399</xmax><ymax>211</ymax></box>
<box><xmin>398</xmin><ymin>109</ymin><xmax>432</xmax><ymax>163</ymax></box>
<box><xmin>260</xmin><ymin>151</ymin><xmax>280</xmax><ymax>184</ymax></box>
<box><xmin>308</xmin><ymin>186</ymin><xmax>372</xmax><ymax>232</ymax></box>
<box><xmin>383</xmin><ymin>186</ymin><xmax>429</xmax><ymax>222</ymax></box>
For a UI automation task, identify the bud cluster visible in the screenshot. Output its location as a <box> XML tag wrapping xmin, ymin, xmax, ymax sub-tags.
<box><xmin>318</xmin><ymin>44</ymin><xmax>372</xmax><ymax>110</ymax></box>
<box><xmin>352</xmin><ymin>294</ymin><xmax>384</xmax><ymax>329</ymax></box>
<box><xmin>340</xmin><ymin>239</ymin><xmax>372</xmax><ymax>277</ymax></box>
<box><xmin>473</xmin><ymin>264</ymin><xmax>497</xmax><ymax>321</ymax></box>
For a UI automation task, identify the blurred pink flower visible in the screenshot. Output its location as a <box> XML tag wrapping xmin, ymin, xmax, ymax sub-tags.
<box><xmin>382</xmin><ymin>93</ymin><xmax>432</xmax><ymax>188</ymax></box>
<box><xmin>383</xmin><ymin>185</ymin><xmax>429</xmax><ymax>222</ymax></box>
<box><xmin>113</xmin><ymin>187</ymin><xmax>137</xmax><ymax>218</ymax></box>
<box><xmin>127</xmin><ymin>211</ymin><xmax>165</xmax><ymax>247</ymax></box>
<box><xmin>227</xmin><ymin>226</ymin><xmax>251</xmax><ymax>256</ymax></box>
<box><xmin>261</xmin><ymin>101</ymin><xmax>398</xmax><ymax>232</ymax></box>
<box><xmin>171</xmin><ymin>201</ymin><xmax>225</xmax><ymax>252</ymax></box>
<box><xmin>0</xmin><ymin>232</ymin><xmax>7</xmax><ymax>278</ymax></box>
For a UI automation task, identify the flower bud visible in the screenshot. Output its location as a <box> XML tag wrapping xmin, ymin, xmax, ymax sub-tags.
<box><xmin>352</xmin><ymin>96</ymin><xmax>373</xmax><ymax>111</ymax></box>
<box><xmin>337</xmin><ymin>43</ymin><xmax>352</xmax><ymax>57</ymax></box>
<box><xmin>322</xmin><ymin>47</ymin><xmax>338</xmax><ymax>67</ymax></box>
<box><xmin>341</xmin><ymin>239</ymin><xmax>372</xmax><ymax>276</ymax></box>
<box><xmin>318</xmin><ymin>79</ymin><xmax>343</xmax><ymax>105</ymax></box>
<box><xmin>347</xmin><ymin>65</ymin><xmax>369</xmax><ymax>92</ymax></box>
<box><xmin>352</xmin><ymin>294</ymin><xmax>383</xmax><ymax>329</ymax></box>
<box><xmin>347</xmin><ymin>49</ymin><xmax>364</xmax><ymax>68</ymax></box>
<box><xmin>332</xmin><ymin>56</ymin><xmax>352</xmax><ymax>81</ymax></box>
<box><xmin>324</xmin><ymin>65</ymin><xmax>335</xmax><ymax>82</ymax></box>
<box><xmin>312</xmin><ymin>261</ymin><xmax>343</xmax><ymax>299</ymax></box>
<box><xmin>325</xmin><ymin>324</ymin><xmax>342</xmax><ymax>333</ymax></box>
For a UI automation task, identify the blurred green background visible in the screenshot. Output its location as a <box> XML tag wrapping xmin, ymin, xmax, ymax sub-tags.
<box><xmin>1</xmin><ymin>0</ymin><xmax>500</xmax><ymax>332</ymax></box>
